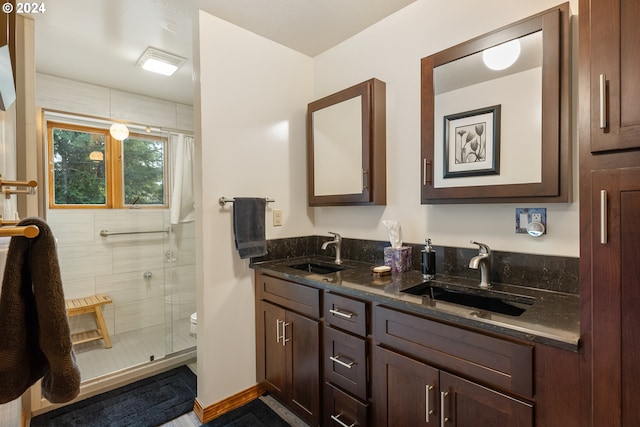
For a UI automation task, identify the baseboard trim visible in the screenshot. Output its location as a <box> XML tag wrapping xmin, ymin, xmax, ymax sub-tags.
<box><xmin>194</xmin><ymin>383</ymin><xmax>266</xmax><ymax>424</ymax></box>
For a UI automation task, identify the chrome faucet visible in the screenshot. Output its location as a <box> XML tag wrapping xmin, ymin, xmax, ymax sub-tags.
<box><xmin>321</xmin><ymin>232</ymin><xmax>343</xmax><ymax>265</ymax></box>
<box><xmin>469</xmin><ymin>240</ymin><xmax>491</xmax><ymax>289</ymax></box>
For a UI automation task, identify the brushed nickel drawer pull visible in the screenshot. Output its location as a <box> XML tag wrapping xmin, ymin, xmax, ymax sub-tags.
<box><xmin>599</xmin><ymin>74</ymin><xmax>607</xmax><ymax>129</ymax></box>
<box><xmin>330</xmin><ymin>413</ymin><xmax>355</xmax><ymax>427</ymax></box>
<box><xmin>600</xmin><ymin>190</ymin><xmax>608</xmax><ymax>244</ymax></box>
<box><xmin>425</xmin><ymin>385</ymin><xmax>434</xmax><ymax>422</ymax></box>
<box><xmin>329</xmin><ymin>308</ymin><xmax>354</xmax><ymax>319</ymax></box>
<box><xmin>329</xmin><ymin>354</ymin><xmax>356</xmax><ymax>369</ymax></box>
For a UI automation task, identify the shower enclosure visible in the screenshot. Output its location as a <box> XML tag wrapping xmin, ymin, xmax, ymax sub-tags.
<box><xmin>46</xmin><ymin>210</ymin><xmax>197</xmax><ymax>381</ymax></box>
<box><xmin>38</xmin><ymin>117</ymin><xmax>196</xmax><ymax>402</ymax></box>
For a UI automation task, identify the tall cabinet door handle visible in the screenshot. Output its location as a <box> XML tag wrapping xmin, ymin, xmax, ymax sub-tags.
<box><xmin>425</xmin><ymin>385</ymin><xmax>434</xmax><ymax>423</ymax></box>
<box><xmin>601</xmin><ymin>190</ymin><xmax>608</xmax><ymax>244</ymax></box>
<box><xmin>599</xmin><ymin>74</ymin><xmax>607</xmax><ymax>129</ymax></box>
<box><xmin>441</xmin><ymin>391</ymin><xmax>450</xmax><ymax>424</ymax></box>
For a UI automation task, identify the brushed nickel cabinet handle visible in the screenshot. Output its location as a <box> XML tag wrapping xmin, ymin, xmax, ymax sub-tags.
<box><xmin>425</xmin><ymin>385</ymin><xmax>434</xmax><ymax>423</ymax></box>
<box><xmin>423</xmin><ymin>158</ymin><xmax>433</xmax><ymax>185</ymax></box>
<box><xmin>282</xmin><ymin>322</ymin><xmax>290</xmax><ymax>346</ymax></box>
<box><xmin>276</xmin><ymin>319</ymin><xmax>283</xmax><ymax>343</ymax></box>
<box><xmin>599</xmin><ymin>74</ymin><xmax>607</xmax><ymax>129</ymax></box>
<box><xmin>441</xmin><ymin>391</ymin><xmax>449</xmax><ymax>424</ymax></box>
<box><xmin>329</xmin><ymin>308</ymin><xmax>354</xmax><ymax>319</ymax></box>
<box><xmin>329</xmin><ymin>354</ymin><xmax>356</xmax><ymax>369</ymax></box>
<box><xmin>330</xmin><ymin>413</ymin><xmax>355</xmax><ymax>427</ymax></box>
<box><xmin>601</xmin><ymin>190</ymin><xmax>608</xmax><ymax>244</ymax></box>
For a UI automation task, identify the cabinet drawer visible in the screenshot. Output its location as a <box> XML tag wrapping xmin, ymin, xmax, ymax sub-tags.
<box><xmin>324</xmin><ymin>326</ymin><xmax>368</xmax><ymax>400</ymax></box>
<box><xmin>256</xmin><ymin>273</ymin><xmax>320</xmax><ymax>318</ymax></box>
<box><xmin>324</xmin><ymin>382</ymin><xmax>368</xmax><ymax>427</ymax></box>
<box><xmin>324</xmin><ymin>292</ymin><xmax>368</xmax><ymax>336</ymax></box>
<box><xmin>374</xmin><ymin>305</ymin><xmax>533</xmax><ymax>398</ymax></box>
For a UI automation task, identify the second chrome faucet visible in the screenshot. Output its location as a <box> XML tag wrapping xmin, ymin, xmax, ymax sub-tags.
<box><xmin>322</xmin><ymin>232</ymin><xmax>342</xmax><ymax>265</ymax></box>
<box><xmin>469</xmin><ymin>240</ymin><xmax>491</xmax><ymax>289</ymax></box>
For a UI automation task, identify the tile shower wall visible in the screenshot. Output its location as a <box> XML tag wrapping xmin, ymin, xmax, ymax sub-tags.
<box><xmin>47</xmin><ymin>209</ymin><xmax>196</xmax><ymax>337</ymax></box>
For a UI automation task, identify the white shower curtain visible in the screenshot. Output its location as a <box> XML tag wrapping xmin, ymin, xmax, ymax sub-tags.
<box><xmin>170</xmin><ymin>134</ymin><xmax>195</xmax><ymax>224</ymax></box>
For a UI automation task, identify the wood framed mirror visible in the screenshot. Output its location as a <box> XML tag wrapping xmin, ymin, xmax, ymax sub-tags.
<box><xmin>420</xmin><ymin>3</ymin><xmax>570</xmax><ymax>204</ymax></box>
<box><xmin>307</xmin><ymin>78</ymin><xmax>386</xmax><ymax>206</ymax></box>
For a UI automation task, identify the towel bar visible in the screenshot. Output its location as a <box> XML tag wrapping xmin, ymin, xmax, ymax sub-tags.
<box><xmin>218</xmin><ymin>196</ymin><xmax>275</xmax><ymax>207</ymax></box>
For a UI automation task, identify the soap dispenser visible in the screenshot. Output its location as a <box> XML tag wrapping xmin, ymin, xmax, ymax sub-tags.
<box><xmin>422</xmin><ymin>238</ymin><xmax>436</xmax><ymax>280</ymax></box>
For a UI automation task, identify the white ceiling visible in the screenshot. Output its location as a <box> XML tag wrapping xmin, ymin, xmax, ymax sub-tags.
<box><xmin>28</xmin><ymin>0</ymin><xmax>415</xmax><ymax>106</ymax></box>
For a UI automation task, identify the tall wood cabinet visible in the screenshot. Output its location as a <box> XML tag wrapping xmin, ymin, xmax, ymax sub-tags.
<box><xmin>580</xmin><ymin>0</ymin><xmax>640</xmax><ymax>424</ymax></box>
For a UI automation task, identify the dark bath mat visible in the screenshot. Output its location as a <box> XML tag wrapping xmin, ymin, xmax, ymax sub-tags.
<box><xmin>201</xmin><ymin>398</ymin><xmax>290</xmax><ymax>427</ymax></box>
<box><xmin>31</xmin><ymin>365</ymin><xmax>196</xmax><ymax>427</ymax></box>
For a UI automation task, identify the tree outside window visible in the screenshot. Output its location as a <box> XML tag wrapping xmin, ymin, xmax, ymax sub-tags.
<box><xmin>48</xmin><ymin>121</ymin><xmax>168</xmax><ymax>209</ymax></box>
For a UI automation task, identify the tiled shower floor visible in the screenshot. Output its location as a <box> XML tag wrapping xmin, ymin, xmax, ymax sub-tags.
<box><xmin>74</xmin><ymin>318</ymin><xmax>196</xmax><ymax>381</ymax></box>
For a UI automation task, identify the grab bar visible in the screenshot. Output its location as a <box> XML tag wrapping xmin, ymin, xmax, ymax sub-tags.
<box><xmin>100</xmin><ymin>228</ymin><xmax>169</xmax><ymax>237</ymax></box>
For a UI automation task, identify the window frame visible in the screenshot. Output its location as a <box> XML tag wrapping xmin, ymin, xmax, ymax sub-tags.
<box><xmin>47</xmin><ymin>120</ymin><xmax>169</xmax><ymax>209</ymax></box>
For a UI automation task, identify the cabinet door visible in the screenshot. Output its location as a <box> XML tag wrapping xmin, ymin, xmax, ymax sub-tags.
<box><xmin>591</xmin><ymin>168</ymin><xmax>640</xmax><ymax>426</ymax></box>
<box><xmin>373</xmin><ymin>346</ymin><xmax>440</xmax><ymax>426</ymax></box>
<box><xmin>286</xmin><ymin>310</ymin><xmax>321</xmax><ymax>426</ymax></box>
<box><xmin>258</xmin><ymin>301</ymin><xmax>287</xmax><ymax>396</ymax></box>
<box><xmin>589</xmin><ymin>0</ymin><xmax>640</xmax><ymax>151</ymax></box>
<box><xmin>439</xmin><ymin>371</ymin><xmax>533</xmax><ymax>427</ymax></box>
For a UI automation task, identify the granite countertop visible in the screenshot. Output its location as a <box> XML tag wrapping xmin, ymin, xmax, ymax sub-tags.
<box><xmin>251</xmin><ymin>255</ymin><xmax>580</xmax><ymax>352</ymax></box>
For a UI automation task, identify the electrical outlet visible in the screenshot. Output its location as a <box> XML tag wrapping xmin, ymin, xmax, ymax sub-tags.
<box><xmin>273</xmin><ymin>209</ymin><xmax>283</xmax><ymax>226</ymax></box>
<box><xmin>515</xmin><ymin>208</ymin><xmax>547</xmax><ymax>235</ymax></box>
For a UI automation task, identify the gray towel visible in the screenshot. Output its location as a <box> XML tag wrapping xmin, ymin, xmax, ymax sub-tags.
<box><xmin>233</xmin><ymin>198</ymin><xmax>268</xmax><ymax>259</ymax></box>
<box><xmin>0</xmin><ymin>217</ymin><xmax>81</xmax><ymax>404</ymax></box>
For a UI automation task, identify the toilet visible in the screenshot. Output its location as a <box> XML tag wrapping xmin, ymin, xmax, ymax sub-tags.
<box><xmin>190</xmin><ymin>312</ymin><xmax>197</xmax><ymax>335</ymax></box>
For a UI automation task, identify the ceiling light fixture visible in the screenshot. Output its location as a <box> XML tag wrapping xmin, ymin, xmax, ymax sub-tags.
<box><xmin>136</xmin><ymin>47</ymin><xmax>186</xmax><ymax>76</ymax></box>
<box><xmin>482</xmin><ymin>39</ymin><xmax>521</xmax><ymax>71</ymax></box>
<box><xmin>110</xmin><ymin>123</ymin><xmax>130</xmax><ymax>141</ymax></box>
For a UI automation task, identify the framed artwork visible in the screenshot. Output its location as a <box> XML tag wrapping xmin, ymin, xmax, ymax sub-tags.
<box><xmin>443</xmin><ymin>105</ymin><xmax>501</xmax><ymax>178</ymax></box>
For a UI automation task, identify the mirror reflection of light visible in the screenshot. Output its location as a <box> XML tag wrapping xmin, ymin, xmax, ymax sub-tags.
<box><xmin>482</xmin><ymin>39</ymin><xmax>521</xmax><ymax>70</ymax></box>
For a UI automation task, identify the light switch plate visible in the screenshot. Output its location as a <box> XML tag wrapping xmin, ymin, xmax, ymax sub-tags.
<box><xmin>273</xmin><ymin>209</ymin><xmax>283</xmax><ymax>226</ymax></box>
<box><xmin>515</xmin><ymin>208</ymin><xmax>547</xmax><ymax>235</ymax></box>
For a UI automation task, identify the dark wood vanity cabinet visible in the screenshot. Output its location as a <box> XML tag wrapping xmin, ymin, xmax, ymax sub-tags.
<box><xmin>372</xmin><ymin>305</ymin><xmax>534</xmax><ymax>427</ymax></box>
<box><xmin>255</xmin><ymin>273</ymin><xmax>321</xmax><ymax>426</ymax></box>
<box><xmin>255</xmin><ymin>272</ymin><xmax>580</xmax><ymax>426</ymax></box>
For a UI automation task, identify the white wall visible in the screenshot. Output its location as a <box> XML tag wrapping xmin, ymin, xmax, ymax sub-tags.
<box><xmin>194</xmin><ymin>0</ymin><xmax>580</xmax><ymax>411</ymax></box>
<box><xmin>312</xmin><ymin>0</ymin><xmax>580</xmax><ymax>257</ymax></box>
<box><xmin>195</xmin><ymin>11</ymin><xmax>314</xmax><ymax>407</ymax></box>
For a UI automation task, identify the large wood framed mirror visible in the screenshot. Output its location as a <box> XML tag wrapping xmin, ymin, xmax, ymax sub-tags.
<box><xmin>421</xmin><ymin>3</ymin><xmax>570</xmax><ymax>204</ymax></box>
<box><xmin>307</xmin><ymin>78</ymin><xmax>386</xmax><ymax>206</ymax></box>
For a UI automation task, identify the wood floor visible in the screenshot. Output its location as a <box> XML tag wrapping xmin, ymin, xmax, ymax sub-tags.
<box><xmin>161</xmin><ymin>395</ymin><xmax>309</xmax><ymax>427</ymax></box>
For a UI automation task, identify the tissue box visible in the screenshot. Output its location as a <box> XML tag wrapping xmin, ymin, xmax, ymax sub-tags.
<box><xmin>384</xmin><ymin>246</ymin><xmax>412</xmax><ymax>273</ymax></box>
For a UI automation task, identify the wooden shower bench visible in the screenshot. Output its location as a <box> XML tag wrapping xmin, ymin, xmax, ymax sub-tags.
<box><xmin>65</xmin><ymin>294</ymin><xmax>113</xmax><ymax>348</ymax></box>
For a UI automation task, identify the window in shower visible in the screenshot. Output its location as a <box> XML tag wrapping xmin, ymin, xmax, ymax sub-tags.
<box><xmin>48</xmin><ymin>121</ymin><xmax>168</xmax><ymax>208</ymax></box>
